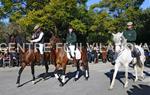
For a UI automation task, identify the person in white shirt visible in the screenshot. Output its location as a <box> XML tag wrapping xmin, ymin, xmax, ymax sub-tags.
<box><xmin>30</xmin><ymin>24</ymin><xmax>44</xmax><ymax>65</ymax></box>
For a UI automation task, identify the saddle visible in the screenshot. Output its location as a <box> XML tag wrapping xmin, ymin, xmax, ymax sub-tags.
<box><xmin>66</xmin><ymin>47</ymin><xmax>81</xmax><ymax>60</ymax></box>
<box><xmin>132</xmin><ymin>47</ymin><xmax>141</xmax><ymax>57</ymax></box>
<box><xmin>127</xmin><ymin>44</ymin><xmax>141</xmax><ymax>57</ymax></box>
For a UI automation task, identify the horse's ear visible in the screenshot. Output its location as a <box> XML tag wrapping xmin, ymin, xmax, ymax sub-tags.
<box><xmin>119</xmin><ymin>32</ymin><xmax>123</xmax><ymax>36</ymax></box>
<box><xmin>51</xmin><ymin>32</ymin><xmax>54</xmax><ymax>36</ymax></box>
<box><xmin>112</xmin><ymin>33</ymin><xmax>115</xmax><ymax>36</ymax></box>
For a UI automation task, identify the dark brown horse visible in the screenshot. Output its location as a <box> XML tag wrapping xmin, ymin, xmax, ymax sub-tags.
<box><xmin>16</xmin><ymin>44</ymin><xmax>50</xmax><ymax>87</ymax></box>
<box><xmin>49</xmin><ymin>35</ymin><xmax>89</xmax><ymax>86</ymax></box>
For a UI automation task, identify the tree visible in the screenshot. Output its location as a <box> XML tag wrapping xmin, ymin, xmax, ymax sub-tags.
<box><xmin>90</xmin><ymin>0</ymin><xmax>144</xmax><ymax>32</ymax></box>
<box><xmin>137</xmin><ymin>8</ymin><xmax>150</xmax><ymax>43</ymax></box>
<box><xmin>0</xmin><ymin>0</ymin><xmax>148</xmax><ymax>43</ymax></box>
<box><xmin>0</xmin><ymin>21</ymin><xmax>9</xmax><ymax>42</ymax></box>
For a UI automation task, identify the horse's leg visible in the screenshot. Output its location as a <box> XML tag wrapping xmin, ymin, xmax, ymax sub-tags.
<box><xmin>54</xmin><ymin>64</ymin><xmax>60</xmax><ymax>79</ymax></box>
<box><xmin>16</xmin><ymin>62</ymin><xmax>26</xmax><ymax>86</ymax></box>
<box><xmin>140</xmin><ymin>64</ymin><xmax>144</xmax><ymax>79</ymax></box>
<box><xmin>60</xmin><ymin>64</ymin><xmax>66</xmax><ymax>86</ymax></box>
<box><xmin>82</xmin><ymin>61</ymin><xmax>89</xmax><ymax>80</ymax></box>
<box><xmin>74</xmin><ymin>60</ymin><xmax>80</xmax><ymax>81</ymax></box>
<box><xmin>140</xmin><ymin>57</ymin><xmax>145</xmax><ymax>79</ymax></box>
<box><xmin>44</xmin><ymin>60</ymin><xmax>49</xmax><ymax>79</ymax></box>
<box><xmin>134</xmin><ymin>65</ymin><xmax>138</xmax><ymax>82</ymax></box>
<box><xmin>45</xmin><ymin>61</ymin><xmax>49</xmax><ymax>73</ymax></box>
<box><xmin>31</xmin><ymin>62</ymin><xmax>36</xmax><ymax>84</ymax></box>
<box><xmin>85</xmin><ymin>64</ymin><xmax>89</xmax><ymax>80</ymax></box>
<box><xmin>124</xmin><ymin>65</ymin><xmax>129</xmax><ymax>88</ymax></box>
<box><xmin>110</xmin><ymin>63</ymin><xmax>120</xmax><ymax>89</ymax></box>
<box><xmin>80</xmin><ymin>61</ymin><xmax>89</xmax><ymax>80</ymax></box>
<box><xmin>86</xmin><ymin>62</ymin><xmax>89</xmax><ymax>79</ymax></box>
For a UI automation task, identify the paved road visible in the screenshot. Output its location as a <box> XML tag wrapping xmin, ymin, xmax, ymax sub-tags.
<box><xmin>0</xmin><ymin>63</ymin><xmax>150</xmax><ymax>95</ymax></box>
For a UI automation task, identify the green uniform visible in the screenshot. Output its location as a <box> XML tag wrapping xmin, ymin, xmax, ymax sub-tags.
<box><xmin>123</xmin><ymin>29</ymin><xmax>137</xmax><ymax>42</ymax></box>
<box><xmin>66</xmin><ymin>32</ymin><xmax>77</xmax><ymax>45</ymax></box>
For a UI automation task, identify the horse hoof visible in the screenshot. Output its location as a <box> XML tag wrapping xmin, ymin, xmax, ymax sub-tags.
<box><xmin>16</xmin><ymin>84</ymin><xmax>20</xmax><ymax>88</ymax></box>
<box><xmin>134</xmin><ymin>79</ymin><xmax>138</xmax><ymax>82</ymax></box>
<box><xmin>16</xmin><ymin>82</ymin><xmax>19</xmax><ymax>84</ymax></box>
<box><xmin>85</xmin><ymin>77</ymin><xmax>89</xmax><ymax>81</ymax></box>
<box><xmin>124</xmin><ymin>85</ymin><xmax>128</xmax><ymax>88</ymax></box>
<box><xmin>32</xmin><ymin>81</ymin><xmax>35</xmax><ymax>84</ymax></box>
<box><xmin>124</xmin><ymin>84</ymin><xmax>128</xmax><ymax>88</ymax></box>
<box><xmin>74</xmin><ymin>78</ymin><xmax>78</xmax><ymax>81</ymax></box>
<box><xmin>109</xmin><ymin>87</ymin><xmax>113</xmax><ymax>90</ymax></box>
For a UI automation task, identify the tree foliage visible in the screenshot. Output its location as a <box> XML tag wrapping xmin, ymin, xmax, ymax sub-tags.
<box><xmin>0</xmin><ymin>0</ymin><xmax>149</xmax><ymax>43</ymax></box>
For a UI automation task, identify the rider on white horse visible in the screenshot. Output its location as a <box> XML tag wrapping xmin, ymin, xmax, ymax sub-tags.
<box><xmin>123</xmin><ymin>22</ymin><xmax>142</xmax><ymax>66</ymax></box>
<box><xmin>112</xmin><ymin>22</ymin><xmax>140</xmax><ymax>64</ymax></box>
<box><xmin>110</xmin><ymin>22</ymin><xmax>145</xmax><ymax>89</ymax></box>
<box><xmin>66</xmin><ymin>26</ymin><xmax>77</xmax><ymax>59</ymax></box>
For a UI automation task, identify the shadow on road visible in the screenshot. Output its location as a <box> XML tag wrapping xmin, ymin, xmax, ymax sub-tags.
<box><xmin>144</xmin><ymin>62</ymin><xmax>150</xmax><ymax>68</ymax></box>
<box><xmin>18</xmin><ymin>69</ymin><xmax>85</xmax><ymax>87</ymax></box>
<box><xmin>143</xmin><ymin>71</ymin><xmax>150</xmax><ymax>77</ymax></box>
<box><xmin>57</xmin><ymin>70</ymin><xmax>84</xmax><ymax>86</ymax></box>
<box><xmin>17</xmin><ymin>79</ymin><xmax>34</xmax><ymax>87</ymax></box>
<box><xmin>105</xmin><ymin>69</ymin><xmax>135</xmax><ymax>86</ymax></box>
<box><xmin>127</xmin><ymin>84</ymin><xmax>150</xmax><ymax>95</ymax></box>
<box><xmin>17</xmin><ymin>72</ymin><xmax>54</xmax><ymax>87</ymax></box>
<box><xmin>37</xmin><ymin>71</ymin><xmax>54</xmax><ymax>80</ymax></box>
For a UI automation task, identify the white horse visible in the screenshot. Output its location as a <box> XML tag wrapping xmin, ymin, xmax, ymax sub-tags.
<box><xmin>110</xmin><ymin>32</ymin><xmax>146</xmax><ymax>89</ymax></box>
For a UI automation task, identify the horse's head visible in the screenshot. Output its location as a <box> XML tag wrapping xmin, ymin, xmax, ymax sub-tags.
<box><xmin>112</xmin><ymin>32</ymin><xmax>123</xmax><ymax>45</ymax></box>
<box><xmin>112</xmin><ymin>32</ymin><xmax>127</xmax><ymax>52</ymax></box>
<box><xmin>49</xmin><ymin>35</ymin><xmax>61</xmax><ymax>46</ymax></box>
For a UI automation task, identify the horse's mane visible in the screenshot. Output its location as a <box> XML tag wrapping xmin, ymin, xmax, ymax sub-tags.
<box><xmin>113</xmin><ymin>32</ymin><xmax>127</xmax><ymax>46</ymax></box>
<box><xmin>121</xmin><ymin>35</ymin><xmax>127</xmax><ymax>46</ymax></box>
<box><xmin>50</xmin><ymin>35</ymin><xmax>62</xmax><ymax>43</ymax></box>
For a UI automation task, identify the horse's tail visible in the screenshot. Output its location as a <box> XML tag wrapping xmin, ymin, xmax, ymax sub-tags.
<box><xmin>136</xmin><ymin>56</ymin><xmax>143</xmax><ymax>68</ymax></box>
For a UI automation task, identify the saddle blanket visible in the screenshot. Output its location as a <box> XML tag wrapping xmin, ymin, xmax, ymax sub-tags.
<box><xmin>66</xmin><ymin>48</ymin><xmax>81</xmax><ymax>60</ymax></box>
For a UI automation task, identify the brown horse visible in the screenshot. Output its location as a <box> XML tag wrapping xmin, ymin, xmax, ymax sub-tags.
<box><xmin>49</xmin><ymin>35</ymin><xmax>89</xmax><ymax>86</ymax></box>
<box><xmin>101</xmin><ymin>46</ymin><xmax>107</xmax><ymax>63</ymax></box>
<box><xmin>16</xmin><ymin>44</ymin><xmax>50</xmax><ymax>87</ymax></box>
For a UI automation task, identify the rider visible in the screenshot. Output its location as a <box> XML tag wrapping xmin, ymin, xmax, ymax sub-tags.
<box><xmin>8</xmin><ymin>34</ymin><xmax>17</xmax><ymax>62</ymax></box>
<box><xmin>123</xmin><ymin>22</ymin><xmax>141</xmax><ymax>58</ymax></box>
<box><xmin>30</xmin><ymin>24</ymin><xmax>44</xmax><ymax>65</ymax></box>
<box><xmin>123</xmin><ymin>22</ymin><xmax>137</xmax><ymax>43</ymax></box>
<box><xmin>66</xmin><ymin>26</ymin><xmax>77</xmax><ymax>59</ymax></box>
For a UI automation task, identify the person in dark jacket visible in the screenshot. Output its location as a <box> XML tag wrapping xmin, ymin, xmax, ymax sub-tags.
<box><xmin>123</xmin><ymin>22</ymin><xmax>141</xmax><ymax>59</ymax></box>
<box><xmin>123</xmin><ymin>22</ymin><xmax>137</xmax><ymax>43</ymax></box>
<box><xmin>66</xmin><ymin>26</ymin><xmax>77</xmax><ymax>58</ymax></box>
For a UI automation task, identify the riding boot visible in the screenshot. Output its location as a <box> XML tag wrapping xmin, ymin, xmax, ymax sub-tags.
<box><xmin>69</xmin><ymin>51</ymin><xmax>73</xmax><ymax>58</ymax></box>
<box><xmin>74</xmin><ymin>51</ymin><xmax>76</xmax><ymax>59</ymax></box>
<box><xmin>67</xmin><ymin>45</ymin><xmax>73</xmax><ymax>58</ymax></box>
